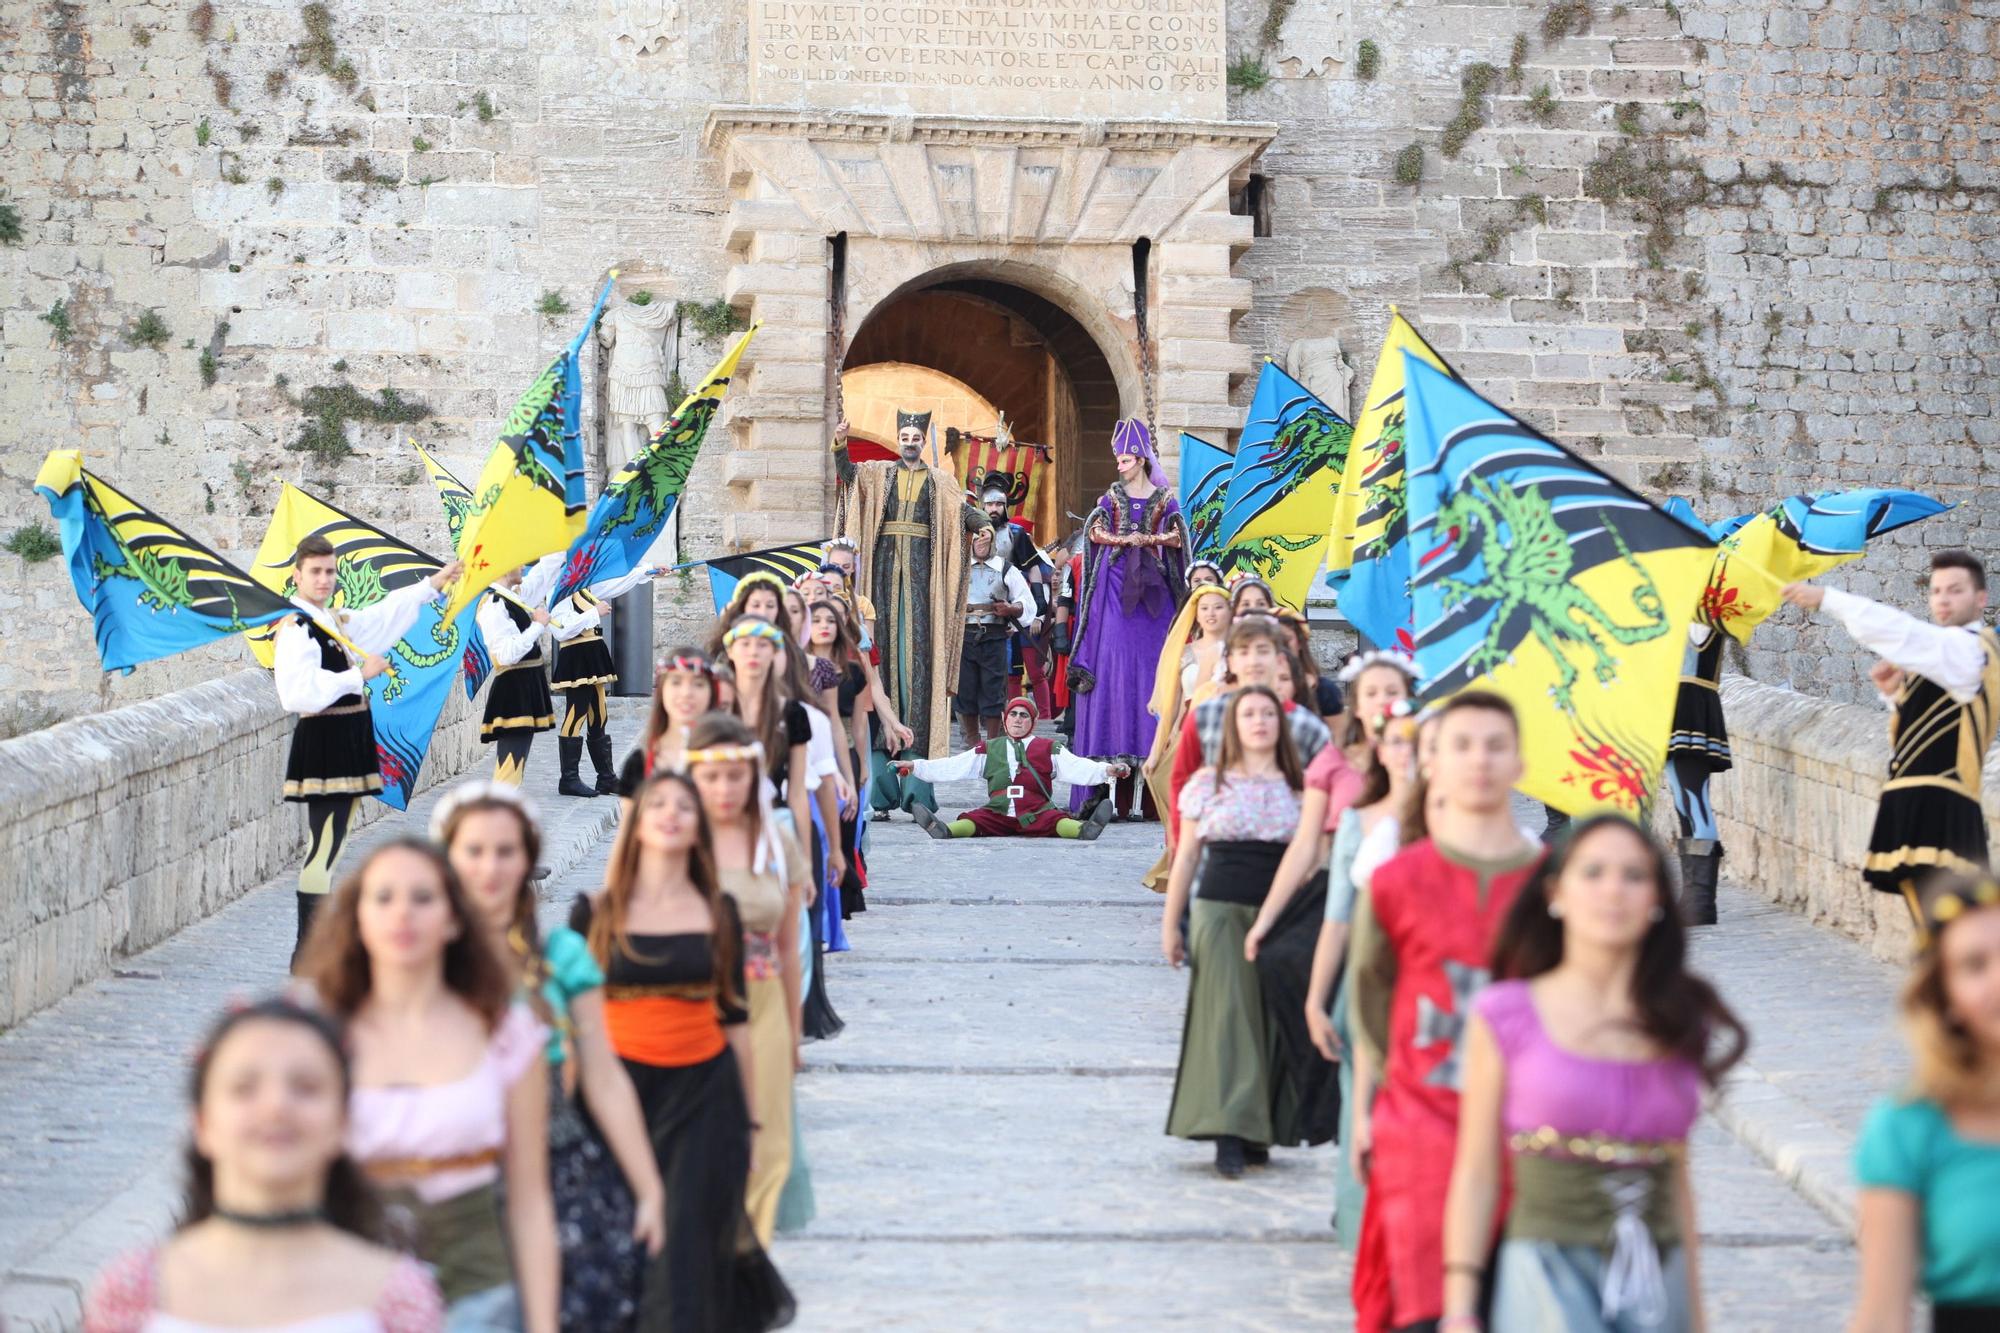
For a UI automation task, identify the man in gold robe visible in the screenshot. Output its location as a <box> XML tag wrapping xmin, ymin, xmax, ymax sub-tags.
<box><xmin>834</xmin><ymin>411</ymin><xmax>987</xmax><ymax>814</ymax></box>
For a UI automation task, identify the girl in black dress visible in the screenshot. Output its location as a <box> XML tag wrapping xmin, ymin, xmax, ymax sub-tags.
<box><xmin>572</xmin><ymin>771</ymin><xmax>793</xmax><ymax>1333</ymax></box>
<box><xmin>807</xmin><ymin>598</ymin><xmax>871</xmax><ymax>917</ymax></box>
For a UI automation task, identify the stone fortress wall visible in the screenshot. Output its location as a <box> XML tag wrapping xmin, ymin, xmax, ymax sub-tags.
<box><xmin>1</xmin><ymin>0</ymin><xmax>1991</xmax><ymax>736</ymax></box>
<box><xmin>0</xmin><ymin>0</ymin><xmax>1993</xmax><ymax>1015</ymax></box>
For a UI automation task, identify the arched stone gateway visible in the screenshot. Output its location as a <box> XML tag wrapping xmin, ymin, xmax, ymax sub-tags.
<box><xmin>702</xmin><ymin>108</ymin><xmax>1276</xmax><ymax>548</ymax></box>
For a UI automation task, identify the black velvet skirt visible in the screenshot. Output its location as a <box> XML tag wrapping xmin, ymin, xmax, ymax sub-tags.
<box><xmin>482</xmin><ymin>661</ymin><xmax>556</xmax><ymax>740</ymax></box>
<box><xmin>282</xmin><ymin>704</ymin><xmax>382</xmax><ymax>802</ymax></box>
<box><xmin>622</xmin><ymin>1049</ymin><xmax>795</xmax><ymax>1332</ymax></box>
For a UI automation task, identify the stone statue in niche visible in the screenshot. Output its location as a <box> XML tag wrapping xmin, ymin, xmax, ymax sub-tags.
<box><xmin>1285</xmin><ymin>333</ymin><xmax>1355</xmax><ymax>418</ymax></box>
<box><xmin>607</xmin><ymin>0</ymin><xmax>679</xmax><ymax>56</ymax></box>
<box><xmin>598</xmin><ymin>297</ymin><xmax>677</xmax><ymax>471</ymax></box>
<box><xmin>1272</xmin><ymin>0</ymin><xmax>1352</xmax><ymax>78</ymax></box>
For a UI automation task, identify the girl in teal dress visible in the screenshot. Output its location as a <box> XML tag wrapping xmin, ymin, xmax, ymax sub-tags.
<box><xmin>1851</xmin><ymin>873</ymin><xmax>2000</xmax><ymax>1332</ymax></box>
<box><xmin>436</xmin><ymin>782</ymin><xmax>667</xmax><ymax>1331</ymax></box>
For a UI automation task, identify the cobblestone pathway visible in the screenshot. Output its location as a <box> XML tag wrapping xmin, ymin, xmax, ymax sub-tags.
<box><xmin>2</xmin><ymin>738</ymin><xmax>1901</xmax><ymax>1329</ymax></box>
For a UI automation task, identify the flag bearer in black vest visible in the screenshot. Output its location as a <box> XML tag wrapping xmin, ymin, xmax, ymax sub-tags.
<box><xmin>548</xmin><ymin>565</ymin><xmax>661</xmax><ymax>797</ymax></box>
<box><xmin>1784</xmin><ymin>550</ymin><xmax>2000</xmax><ymax>922</ymax></box>
<box><xmin>476</xmin><ymin>554</ymin><xmax>563</xmax><ymax>786</ymax></box>
<box><xmin>272</xmin><ymin>532</ymin><xmax>461</xmax><ymax>965</ymax></box>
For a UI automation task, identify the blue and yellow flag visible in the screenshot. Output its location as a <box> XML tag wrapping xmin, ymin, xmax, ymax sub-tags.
<box><xmin>1697</xmin><ymin>488</ymin><xmax>1949</xmax><ymax>643</ymax></box>
<box><xmin>677</xmin><ymin>541</ymin><xmax>829</xmax><ymax>612</ymax></box>
<box><xmin>1179</xmin><ymin>431</ymin><xmax>1235</xmax><ymax>562</ymax></box>
<box><xmin>1214</xmin><ymin>361</ymin><xmax>1354</xmax><ymax>609</ymax></box>
<box><xmin>412</xmin><ymin>442</ymin><xmax>477</xmax><ymax>553</ymax></box>
<box><xmin>440</xmin><ymin>275</ymin><xmax>615</xmax><ymax>625</ymax></box>
<box><xmin>1333</xmin><ymin>313</ymin><xmax>1461</xmax><ymax>651</ymax></box>
<box><xmin>553</xmin><ymin>323</ymin><xmax>758</xmax><ymax>603</ymax></box>
<box><xmin>410</xmin><ymin>444</ymin><xmax>494</xmax><ymax>699</ymax></box>
<box><xmin>245</xmin><ymin>484</ymin><xmax>484</xmax><ymax>809</ymax></box>
<box><xmin>34</xmin><ymin>450</ymin><xmax>294</xmax><ymax>673</ymax></box>
<box><xmin>1401</xmin><ymin>358</ymin><xmax>1715</xmax><ymax>817</ymax></box>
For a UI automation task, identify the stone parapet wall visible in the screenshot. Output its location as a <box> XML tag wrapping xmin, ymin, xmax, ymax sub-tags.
<box><xmin>0</xmin><ymin>667</ymin><xmax>479</xmax><ymax>1030</ymax></box>
<box><xmin>1704</xmin><ymin>673</ymin><xmax>2000</xmax><ymax>961</ymax></box>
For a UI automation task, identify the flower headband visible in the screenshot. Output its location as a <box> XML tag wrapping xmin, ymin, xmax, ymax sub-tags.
<box><xmin>1188</xmin><ymin>558</ymin><xmax>1223</xmax><ymax>578</ymax></box>
<box><xmin>1338</xmin><ymin>648</ymin><xmax>1420</xmax><ymax>685</ymax></box>
<box><xmin>828</xmin><ymin>536</ymin><xmax>859</xmax><ymax>553</ymax></box>
<box><xmin>682</xmin><ymin>741</ymin><xmax>767</xmax><ymax>767</ymax></box>
<box><xmin>657</xmin><ymin>653</ymin><xmax>715</xmax><ymax>679</ymax></box>
<box><xmin>722</xmin><ymin>619</ymin><xmax>787</xmax><ymax>649</ymax></box>
<box><xmin>429</xmin><ymin>779</ymin><xmax>542</xmax><ymax>843</ymax></box>
<box><xmin>732</xmin><ymin>570</ymin><xmax>789</xmax><ymax>601</ymax></box>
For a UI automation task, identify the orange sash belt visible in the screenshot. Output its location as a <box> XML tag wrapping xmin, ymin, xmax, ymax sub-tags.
<box><xmin>604</xmin><ymin>994</ymin><xmax>725</xmax><ymax>1067</ymax></box>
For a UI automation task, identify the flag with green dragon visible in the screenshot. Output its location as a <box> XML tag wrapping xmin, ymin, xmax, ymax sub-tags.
<box><xmin>34</xmin><ymin>450</ymin><xmax>295</xmax><ymax>673</ymax></box>
<box><xmin>1332</xmin><ymin>311</ymin><xmax>1462</xmax><ymax>652</ymax></box>
<box><xmin>244</xmin><ymin>484</ymin><xmax>487</xmax><ymax>810</ymax></box>
<box><xmin>1178</xmin><ymin>431</ymin><xmax>1235</xmax><ymax>564</ymax></box>
<box><xmin>439</xmin><ymin>274</ymin><xmax>616</xmax><ymax>626</ymax></box>
<box><xmin>552</xmin><ymin>322</ymin><xmax>758</xmax><ymax>602</ymax></box>
<box><xmin>410</xmin><ymin>445</ymin><xmax>497</xmax><ymax>698</ymax></box>
<box><xmin>1214</xmin><ymin>360</ymin><xmax>1354</xmax><ymax>610</ymax></box>
<box><xmin>1400</xmin><ymin>357</ymin><xmax>1716</xmax><ymax>816</ymax></box>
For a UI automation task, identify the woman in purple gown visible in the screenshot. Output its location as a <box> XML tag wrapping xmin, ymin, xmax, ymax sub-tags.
<box><xmin>1067</xmin><ymin>418</ymin><xmax>1190</xmax><ymax>816</ymax></box>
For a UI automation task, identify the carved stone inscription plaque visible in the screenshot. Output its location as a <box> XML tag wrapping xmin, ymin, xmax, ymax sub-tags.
<box><xmin>749</xmin><ymin>0</ymin><xmax>1226</xmax><ymax>119</ymax></box>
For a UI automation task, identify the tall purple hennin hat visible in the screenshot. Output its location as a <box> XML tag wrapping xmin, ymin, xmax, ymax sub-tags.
<box><xmin>1111</xmin><ymin>417</ymin><xmax>1169</xmax><ymax>489</ymax></box>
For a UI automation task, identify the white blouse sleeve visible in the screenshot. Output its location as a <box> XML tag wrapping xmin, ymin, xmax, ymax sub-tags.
<box><xmin>548</xmin><ymin>593</ymin><xmax>601</xmax><ymax>643</ymax></box>
<box><xmin>804</xmin><ymin>706</ymin><xmax>840</xmax><ymax>781</ymax></box>
<box><xmin>516</xmin><ymin>551</ymin><xmax>566</xmax><ymax>610</ymax></box>
<box><xmin>338</xmin><ymin>578</ymin><xmax>438</xmax><ymax>655</ymax></box>
<box><xmin>1051</xmin><ymin>746</ymin><xmax>1111</xmax><ymax>787</ymax></box>
<box><xmin>477</xmin><ymin>595</ymin><xmax>543</xmax><ymax>668</ymax></box>
<box><xmin>273</xmin><ymin>615</ymin><xmax>363</xmax><ymax>714</ymax></box>
<box><xmin>1821</xmin><ymin>587</ymin><xmax>1989</xmax><ymax>704</ymax></box>
<box><xmin>589</xmin><ymin>566</ymin><xmax>654</xmax><ymax>603</ymax></box>
<box><xmin>908</xmin><ymin>746</ymin><xmax>985</xmax><ymax>784</ymax></box>
<box><xmin>1350</xmin><ymin>815</ymin><xmax>1402</xmax><ymax>894</ymax></box>
<box><xmin>1004</xmin><ymin>566</ymin><xmax>1040</xmax><ymax>634</ymax></box>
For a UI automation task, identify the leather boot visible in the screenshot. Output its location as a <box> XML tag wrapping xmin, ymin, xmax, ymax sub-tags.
<box><xmin>292</xmin><ymin>891</ymin><xmax>323</xmax><ymax>973</ymax></box>
<box><xmin>1214</xmin><ymin>1135</ymin><xmax>1246</xmax><ymax>1179</ymax></box>
<box><xmin>557</xmin><ymin>736</ymin><xmax>598</xmax><ymax>798</ymax></box>
<box><xmin>1676</xmin><ymin>838</ymin><xmax>1720</xmax><ymax>926</ymax></box>
<box><xmin>587</xmin><ymin>729</ymin><xmax>619</xmax><ymax>795</ymax></box>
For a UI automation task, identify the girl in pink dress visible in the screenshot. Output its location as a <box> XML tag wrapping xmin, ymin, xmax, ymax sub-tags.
<box><xmin>298</xmin><ymin>838</ymin><xmax>559</xmax><ymax>1333</ymax></box>
<box><xmin>84</xmin><ymin>997</ymin><xmax>444</xmax><ymax>1332</ymax></box>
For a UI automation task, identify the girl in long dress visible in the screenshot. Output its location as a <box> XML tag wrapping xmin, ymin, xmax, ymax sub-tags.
<box><xmin>298</xmin><ymin>839</ymin><xmax>560</xmax><ymax>1330</ymax></box>
<box><xmin>1161</xmin><ymin>685</ymin><xmax>1310</xmax><ymax>1178</ymax></box>
<box><xmin>1140</xmin><ymin>584</ymin><xmax>1232</xmax><ymax>891</ymax></box>
<box><xmin>1442</xmin><ymin>817</ymin><xmax>1746</xmax><ymax>1332</ymax></box>
<box><xmin>684</xmin><ymin>714</ymin><xmax>813</xmax><ymax>1246</ymax></box>
<box><xmin>437</xmin><ymin>783</ymin><xmax>666</xmax><ymax>1331</ymax></box>
<box><xmin>1067</xmin><ymin>418</ymin><xmax>1190</xmax><ymax>817</ymax></box>
<box><xmin>572</xmin><ymin>772</ymin><xmax>793</xmax><ymax>1332</ymax></box>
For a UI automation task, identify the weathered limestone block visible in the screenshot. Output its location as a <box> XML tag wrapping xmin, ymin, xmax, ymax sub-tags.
<box><xmin>0</xmin><ymin>668</ymin><xmax>482</xmax><ymax>1030</ymax></box>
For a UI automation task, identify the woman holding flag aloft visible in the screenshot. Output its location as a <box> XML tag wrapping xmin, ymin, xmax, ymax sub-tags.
<box><xmin>274</xmin><ymin>533</ymin><xmax>461</xmax><ymax>965</ymax></box>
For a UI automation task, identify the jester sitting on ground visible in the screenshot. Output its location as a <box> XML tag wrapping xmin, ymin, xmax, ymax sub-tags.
<box><xmin>894</xmin><ymin>696</ymin><xmax>1130</xmax><ymax>841</ymax></box>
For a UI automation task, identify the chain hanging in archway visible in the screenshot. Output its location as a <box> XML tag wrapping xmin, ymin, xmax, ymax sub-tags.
<box><xmin>829</xmin><ymin>232</ymin><xmax>849</xmax><ymax>533</ymax></box>
<box><xmin>1132</xmin><ymin>238</ymin><xmax>1158</xmax><ymax>445</ymax></box>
